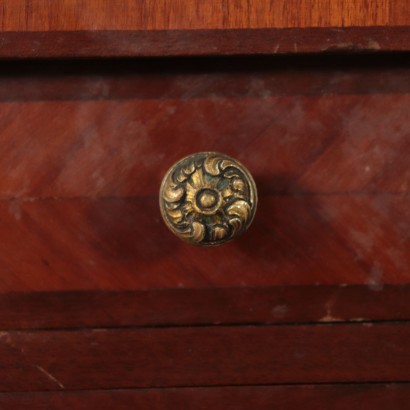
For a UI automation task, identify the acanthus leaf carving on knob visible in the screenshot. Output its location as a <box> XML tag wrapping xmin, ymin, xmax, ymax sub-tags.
<box><xmin>160</xmin><ymin>152</ymin><xmax>257</xmax><ymax>246</ymax></box>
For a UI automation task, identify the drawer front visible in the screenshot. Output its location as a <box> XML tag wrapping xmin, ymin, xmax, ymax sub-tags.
<box><xmin>0</xmin><ymin>55</ymin><xmax>409</xmax><ymax>402</ymax></box>
<box><xmin>0</xmin><ymin>57</ymin><xmax>408</xmax><ymax>293</ymax></box>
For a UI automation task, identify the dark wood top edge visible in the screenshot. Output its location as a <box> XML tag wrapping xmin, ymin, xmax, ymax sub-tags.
<box><xmin>1</xmin><ymin>285</ymin><xmax>410</xmax><ymax>330</ymax></box>
<box><xmin>0</xmin><ymin>26</ymin><xmax>409</xmax><ymax>58</ymax></box>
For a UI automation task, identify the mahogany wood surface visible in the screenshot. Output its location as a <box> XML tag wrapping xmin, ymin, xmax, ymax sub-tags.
<box><xmin>0</xmin><ymin>56</ymin><xmax>408</xmax><ymax>293</ymax></box>
<box><xmin>1</xmin><ymin>27</ymin><xmax>410</xmax><ymax>58</ymax></box>
<box><xmin>1</xmin><ymin>1</ymin><xmax>409</xmax><ymax>57</ymax></box>
<box><xmin>1</xmin><ymin>384</ymin><xmax>410</xmax><ymax>410</ymax></box>
<box><xmin>2</xmin><ymin>285</ymin><xmax>410</xmax><ymax>330</ymax></box>
<box><xmin>0</xmin><ymin>0</ymin><xmax>400</xmax><ymax>31</ymax></box>
<box><xmin>1</xmin><ymin>57</ymin><xmax>409</xmax><ymax>197</ymax></box>
<box><xmin>1</xmin><ymin>0</ymin><xmax>409</xmax><ymax>403</ymax></box>
<box><xmin>0</xmin><ymin>323</ymin><xmax>409</xmax><ymax>391</ymax></box>
<box><xmin>0</xmin><ymin>195</ymin><xmax>408</xmax><ymax>291</ymax></box>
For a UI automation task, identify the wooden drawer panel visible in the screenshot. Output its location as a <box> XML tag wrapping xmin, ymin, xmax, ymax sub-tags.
<box><xmin>0</xmin><ymin>323</ymin><xmax>409</xmax><ymax>391</ymax></box>
<box><xmin>0</xmin><ymin>58</ymin><xmax>409</xmax><ymax>197</ymax></box>
<box><xmin>0</xmin><ymin>195</ymin><xmax>407</xmax><ymax>291</ymax></box>
<box><xmin>2</xmin><ymin>286</ymin><xmax>410</xmax><ymax>330</ymax></box>
<box><xmin>0</xmin><ymin>57</ymin><xmax>408</xmax><ymax>293</ymax></box>
<box><xmin>1</xmin><ymin>2</ymin><xmax>409</xmax><ymax>406</ymax></box>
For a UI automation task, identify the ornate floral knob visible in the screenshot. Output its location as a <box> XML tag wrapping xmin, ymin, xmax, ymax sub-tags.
<box><xmin>159</xmin><ymin>152</ymin><xmax>257</xmax><ymax>246</ymax></box>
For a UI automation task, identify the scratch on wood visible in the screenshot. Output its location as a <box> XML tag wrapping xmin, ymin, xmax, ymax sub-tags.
<box><xmin>319</xmin><ymin>292</ymin><xmax>343</xmax><ymax>322</ymax></box>
<box><xmin>367</xmin><ymin>40</ymin><xmax>381</xmax><ymax>50</ymax></box>
<box><xmin>36</xmin><ymin>365</ymin><xmax>65</xmax><ymax>389</ymax></box>
<box><xmin>319</xmin><ymin>310</ymin><xmax>343</xmax><ymax>323</ymax></box>
<box><xmin>322</xmin><ymin>40</ymin><xmax>381</xmax><ymax>52</ymax></box>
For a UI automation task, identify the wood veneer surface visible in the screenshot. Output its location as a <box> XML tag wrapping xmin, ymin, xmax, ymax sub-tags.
<box><xmin>0</xmin><ymin>56</ymin><xmax>408</xmax><ymax>292</ymax></box>
<box><xmin>0</xmin><ymin>323</ymin><xmax>409</xmax><ymax>391</ymax></box>
<box><xmin>1</xmin><ymin>1</ymin><xmax>409</xmax><ymax>403</ymax></box>
<box><xmin>1</xmin><ymin>1</ymin><xmax>409</xmax><ymax>57</ymax></box>
<box><xmin>0</xmin><ymin>9</ymin><xmax>409</xmax><ymax>403</ymax></box>
<box><xmin>2</xmin><ymin>285</ymin><xmax>410</xmax><ymax>330</ymax></box>
<box><xmin>1</xmin><ymin>27</ymin><xmax>410</xmax><ymax>58</ymax></box>
<box><xmin>0</xmin><ymin>0</ymin><xmax>404</xmax><ymax>31</ymax></box>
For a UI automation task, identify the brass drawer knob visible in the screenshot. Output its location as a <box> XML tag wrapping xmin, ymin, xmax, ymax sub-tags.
<box><xmin>159</xmin><ymin>152</ymin><xmax>257</xmax><ymax>246</ymax></box>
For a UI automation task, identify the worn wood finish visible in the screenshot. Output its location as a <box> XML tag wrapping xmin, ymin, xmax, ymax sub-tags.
<box><xmin>1</xmin><ymin>1</ymin><xmax>408</xmax><ymax>57</ymax></box>
<box><xmin>1</xmin><ymin>384</ymin><xmax>410</xmax><ymax>409</ymax></box>
<box><xmin>1</xmin><ymin>27</ymin><xmax>410</xmax><ymax>58</ymax></box>
<box><xmin>1</xmin><ymin>286</ymin><xmax>410</xmax><ymax>330</ymax></box>
<box><xmin>2</xmin><ymin>55</ymin><xmax>410</xmax><ymax>101</ymax></box>
<box><xmin>0</xmin><ymin>56</ymin><xmax>407</xmax><ymax>292</ymax></box>
<box><xmin>0</xmin><ymin>323</ymin><xmax>409</xmax><ymax>391</ymax></box>
<box><xmin>0</xmin><ymin>195</ymin><xmax>408</xmax><ymax>291</ymax></box>
<box><xmin>2</xmin><ymin>95</ymin><xmax>408</xmax><ymax>195</ymax></box>
<box><xmin>1</xmin><ymin>0</ymin><xmax>409</xmax><ymax>404</ymax></box>
<box><xmin>0</xmin><ymin>56</ymin><xmax>409</xmax><ymax>198</ymax></box>
<box><xmin>0</xmin><ymin>0</ymin><xmax>398</xmax><ymax>31</ymax></box>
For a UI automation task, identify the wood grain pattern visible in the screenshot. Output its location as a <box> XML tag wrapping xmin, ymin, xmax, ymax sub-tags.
<box><xmin>1</xmin><ymin>286</ymin><xmax>410</xmax><ymax>330</ymax></box>
<box><xmin>1</xmin><ymin>384</ymin><xmax>410</xmax><ymax>409</ymax></box>
<box><xmin>0</xmin><ymin>323</ymin><xmax>409</xmax><ymax>391</ymax></box>
<box><xmin>389</xmin><ymin>0</ymin><xmax>410</xmax><ymax>26</ymax></box>
<box><xmin>0</xmin><ymin>57</ymin><xmax>409</xmax><ymax>198</ymax></box>
<box><xmin>2</xmin><ymin>95</ymin><xmax>406</xmax><ymax>196</ymax></box>
<box><xmin>1</xmin><ymin>27</ymin><xmax>409</xmax><ymax>58</ymax></box>
<box><xmin>0</xmin><ymin>56</ymin><xmax>407</xmax><ymax>292</ymax></box>
<box><xmin>0</xmin><ymin>0</ymin><xmax>398</xmax><ymax>31</ymax></box>
<box><xmin>0</xmin><ymin>2</ymin><xmax>408</xmax><ymax>401</ymax></box>
<box><xmin>0</xmin><ymin>195</ymin><xmax>407</xmax><ymax>291</ymax></box>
